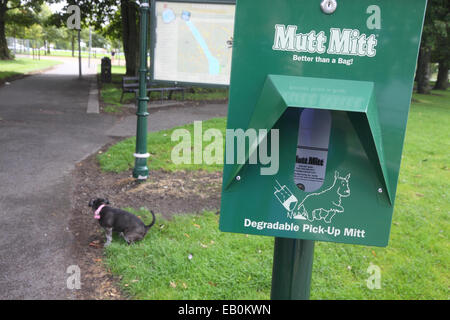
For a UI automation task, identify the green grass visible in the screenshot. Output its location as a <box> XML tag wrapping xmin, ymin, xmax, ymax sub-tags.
<box><xmin>48</xmin><ymin>50</ymin><xmax>111</xmax><ymax>59</ymax></box>
<box><xmin>101</xmin><ymin>89</ymin><xmax>449</xmax><ymax>299</ymax></box>
<box><xmin>21</xmin><ymin>49</ymin><xmax>115</xmax><ymax>59</ymax></box>
<box><xmin>0</xmin><ymin>57</ymin><xmax>62</xmax><ymax>80</ymax></box>
<box><xmin>105</xmin><ymin>210</ymin><xmax>273</xmax><ymax>299</ymax></box>
<box><xmin>98</xmin><ymin>117</ymin><xmax>226</xmax><ymax>173</ymax></box>
<box><xmin>98</xmin><ymin>65</ymin><xmax>133</xmax><ymax>113</ymax></box>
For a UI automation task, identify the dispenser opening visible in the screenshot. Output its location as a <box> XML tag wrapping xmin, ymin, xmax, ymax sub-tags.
<box><xmin>294</xmin><ymin>109</ymin><xmax>332</xmax><ymax>192</ymax></box>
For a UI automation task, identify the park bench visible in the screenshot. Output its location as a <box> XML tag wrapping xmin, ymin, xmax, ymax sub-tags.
<box><xmin>121</xmin><ymin>76</ymin><xmax>186</xmax><ymax>103</ymax></box>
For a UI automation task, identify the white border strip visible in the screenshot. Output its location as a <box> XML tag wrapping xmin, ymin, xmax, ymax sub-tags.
<box><xmin>134</xmin><ymin>153</ymin><xmax>150</xmax><ymax>158</ymax></box>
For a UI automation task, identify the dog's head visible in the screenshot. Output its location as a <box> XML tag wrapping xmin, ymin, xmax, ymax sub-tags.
<box><xmin>88</xmin><ymin>198</ymin><xmax>110</xmax><ymax>210</ymax></box>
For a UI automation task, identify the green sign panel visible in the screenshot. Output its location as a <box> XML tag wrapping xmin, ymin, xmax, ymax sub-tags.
<box><xmin>219</xmin><ymin>0</ymin><xmax>427</xmax><ymax>247</ymax></box>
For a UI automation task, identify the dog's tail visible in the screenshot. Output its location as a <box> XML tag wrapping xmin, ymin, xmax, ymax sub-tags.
<box><xmin>145</xmin><ymin>210</ymin><xmax>156</xmax><ymax>232</ymax></box>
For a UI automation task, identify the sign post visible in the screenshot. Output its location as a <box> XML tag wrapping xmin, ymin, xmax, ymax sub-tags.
<box><xmin>78</xmin><ymin>29</ymin><xmax>82</xmax><ymax>78</ymax></box>
<box><xmin>271</xmin><ymin>238</ymin><xmax>314</xmax><ymax>300</ymax></box>
<box><xmin>88</xmin><ymin>26</ymin><xmax>92</xmax><ymax>68</ymax></box>
<box><xmin>133</xmin><ymin>0</ymin><xmax>151</xmax><ymax>180</ymax></box>
<box><xmin>219</xmin><ymin>0</ymin><xmax>427</xmax><ymax>299</ymax></box>
<box><xmin>66</xmin><ymin>5</ymin><xmax>82</xmax><ymax>78</ymax></box>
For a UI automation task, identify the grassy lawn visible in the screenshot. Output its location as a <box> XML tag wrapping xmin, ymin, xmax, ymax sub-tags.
<box><xmin>98</xmin><ymin>65</ymin><xmax>229</xmax><ymax>114</ymax></box>
<box><xmin>47</xmin><ymin>50</ymin><xmax>112</xmax><ymax>59</ymax></box>
<box><xmin>15</xmin><ymin>49</ymin><xmax>115</xmax><ymax>59</ymax></box>
<box><xmin>98</xmin><ymin>65</ymin><xmax>132</xmax><ymax>113</ymax></box>
<box><xmin>98</xmin><ymin>117</ymin><xmax>226</xmax><ymax>173</ymax></box>
<box><xmin>105</xmin><ymin>210</ymin><xmax>273</xmax><ymax>299</ymax></box>
<box><xmin>0</xmin><ymin>57</ymin><xmax>62</xmax><ymax>81</ymax></box>
<box><xmin>100</xmin><ymin>90</ymin><xmax>449</xmax><ymax>299</ymax></box>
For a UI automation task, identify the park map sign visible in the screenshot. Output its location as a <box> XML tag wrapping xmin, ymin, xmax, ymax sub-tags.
<box><xmin>150</xmin><ymin>0</ymin><xmax>235</xmax><ymax>86</ymax></box>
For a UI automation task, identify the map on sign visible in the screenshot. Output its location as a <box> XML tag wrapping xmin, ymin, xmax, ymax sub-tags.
<box><xmin>153</xmin><ymin>1</ymin><xmax>235</xmax><ymax>85</ymax></box>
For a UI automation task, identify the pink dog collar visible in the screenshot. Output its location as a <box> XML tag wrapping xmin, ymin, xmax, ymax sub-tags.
<box><xmin>94</xmin><ymin>204</ymin><xmax>106</xmax><ymax>220</ymax></box>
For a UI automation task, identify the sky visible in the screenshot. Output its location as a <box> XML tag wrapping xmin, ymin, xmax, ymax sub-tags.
<box><xmin>49</xmin><ymin>1</ymin><xmax>67</xmax><ymax>13</ymax></box>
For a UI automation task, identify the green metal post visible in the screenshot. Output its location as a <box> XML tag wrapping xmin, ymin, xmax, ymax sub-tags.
<box><xmin>270</xmin><ymin>238</ymin><xmax>315</xmax><ymax>300</ymax></box>
<box><xmin>78</xmin><ymin>29</ymin><xmax>82</xmax><ymax>78</ymax></box>
<box><xmin>133</xmin><ymin>0</ymin><xmax>150</xmax><ymax>180</ymax></box>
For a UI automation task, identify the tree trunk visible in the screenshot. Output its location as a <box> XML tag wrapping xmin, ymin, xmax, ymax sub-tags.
<box><xmin>416</xmin><ymin>45</ymin><xmax>432</xmax><ymax>94</ymax></box>
<box><xmin>121</xmin><ymin>0</ymin><xmax>139</xmax><ymax>76</ymax></box>
<box><xmin>0</xmin><ymin>2</ymin><xmax>12</xmax><ymax>60</ymax></box>
<box><xmin>433</xmin><ymin>60</ymin><xmax>449</xmax><ymax>90</ymax></box>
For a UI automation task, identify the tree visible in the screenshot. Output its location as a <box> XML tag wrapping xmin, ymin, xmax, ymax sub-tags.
<box><xmin>416</xmin><ymin>0</ymin><xmax>449</xmax><ymax>93</ymax></box>
<box><xmin>417</xmin><ymin>1</ymin><xmax>435</xmax><ymax>94</ymax></box>
<box><xmin>50</xmin><ymin>0</ymin><xmax>141</xmax><ymax>76</ymax></box>
<box><xmin>431</xmin><ymin>2</ymin><xmax>450</xmax><ymax>90</ymax></box>
<box><xmin>434</xmin><ymin>57</ymin><xmax>449</xmax><ymax>90</ymax></box>
<box><xmin>5</xmin><ymin>2</ymin><xmax>72</xmax><ymax>56</ymax></box>
<box><xmin>0</xmin><ymin>0</ymin><xmax>59</xmax><ymax>60</ymax></box>
<box><xmin>120</xmin><ymin>0</ymin><xmax>139</xmax><ymax>76</ymax></box>
<box><xmin>4</xmin><ymin>6</ymin><xmax>37</xmax><ymax>55</ymax></box>
<box><xmin>416</xmin><ymin>43</ymin><xmax>432</xmax><ymax>94</ymax></box>
<box><xmin>90</xmin><ymin>30</ymin><xmax>108</xmax><ymax>48</ymax></box>
<box><xmin>40</xmin><ymin>3</ymin><xmax>61</xmax><ymax>54</ymax></box>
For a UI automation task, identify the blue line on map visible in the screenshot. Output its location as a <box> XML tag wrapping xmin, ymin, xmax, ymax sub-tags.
<box><xmin>185</xmin><ymin>20</ymin><xmax>220</xmax><ymax>75</ymax></box>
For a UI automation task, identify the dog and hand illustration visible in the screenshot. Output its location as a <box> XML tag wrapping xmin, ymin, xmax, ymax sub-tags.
<box><xmin>274</xmin><ymin>171</ymin><xmax>351</xmax><ymax>224</ymax></box>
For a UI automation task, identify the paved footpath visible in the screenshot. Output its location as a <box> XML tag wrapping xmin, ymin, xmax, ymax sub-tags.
<box><xmin>0</xmin><ymin>58</ymin><xmax>227</xmax><ymax>299</ymax></box>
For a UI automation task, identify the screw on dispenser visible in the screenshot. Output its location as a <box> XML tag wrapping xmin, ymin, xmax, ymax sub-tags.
<box><xmin>320</xmin><ymin>0</ymin><xmax>337</xmax><ymax>14</ymax></box>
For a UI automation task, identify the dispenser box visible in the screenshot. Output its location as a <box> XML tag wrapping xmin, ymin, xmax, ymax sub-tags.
<box><xmin>219</xmin><ymin>0</ymin><xmax>427</xmax><ymax>246</ymax></box>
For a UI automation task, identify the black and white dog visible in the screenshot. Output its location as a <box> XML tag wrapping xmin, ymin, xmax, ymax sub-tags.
<box><xmin>89</xmin><ymin>198</ymin><xmax>156</xmax><ymax>247</ymax></box>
